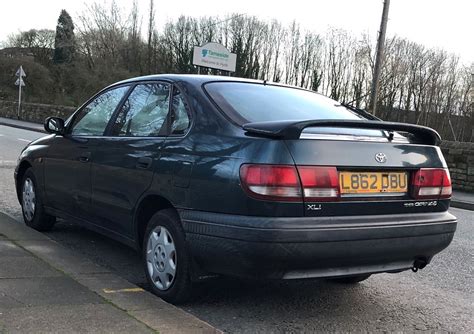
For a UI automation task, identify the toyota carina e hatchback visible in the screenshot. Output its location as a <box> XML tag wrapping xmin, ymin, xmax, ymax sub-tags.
<box><xmin>15</xmin><ymin>74</ymin><xmax>457</xmax><ymax>303</ymax></box>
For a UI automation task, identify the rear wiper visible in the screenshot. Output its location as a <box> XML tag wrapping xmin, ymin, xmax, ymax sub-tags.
<box><xmin>336</xmin><ymin>103</ymin><xmax>381</xmax><ymax>121</ymax></box>
<box><xmin>336</xmin><ymin>103</ymin><xmax>394</xmax><ymax>141</ymax></box>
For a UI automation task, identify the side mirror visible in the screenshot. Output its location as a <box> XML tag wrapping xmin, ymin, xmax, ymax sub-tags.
<box><xmin>44</xmin><ymin>117</ymin><xmax>65</xmax><ymax>135</ymax></box>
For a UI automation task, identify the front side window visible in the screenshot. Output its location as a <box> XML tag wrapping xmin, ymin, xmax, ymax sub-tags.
<box><xmin>70</xmin><ymin>86</ymin><xmax>129</xmax><ymax>136</ymax></box>
<box><xmin>111</xmin><ymin>83</ymin><xmax>171</xmax><ymax>137</ymax></box>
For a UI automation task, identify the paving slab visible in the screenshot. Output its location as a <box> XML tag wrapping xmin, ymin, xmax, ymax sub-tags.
<box><xmin>0</xmin><ymin>276</ymin><xmax>104</xmax><ymax>307</ymax></box>
<box><xmin>76</xmin><ymin>273</ymin><xmax>161</xmax><ymax>311</ymax></box>
<box><xmin>451</xmin><ymin>191</ymin><xmax>474</xmax><ymax>211</ymax></box>
<box><xmin>0</xmin><ymin>256</ymin><xmax>62</xmax><ymax>279</ymax></box>
<box><xmin>0</xmin><ymin>214</ymin><xmax>49</xmax><ymax>241</ymax></box>
<box><xmin>0</xmin><ymin>304</ymin><xmax>155</xmax><ymax>334</ymax></box>
<box><xmin>0</xmin><ymin>240</ymin><xmax>30</xmax><ymax>257</ymax></box>
<box><xmin>17</xmin><ymin>239</ymin><xmax>111</xmax><ymax>276</ymax></box>
<box><xmin>130</xmin><ymin>307</ymin><xmax>220</xmax><ymax>334</ymax></box>
<box><xmin>452</xmin><ymin>190</ymin><xmax>474</xmax><ymax>203</ymax></box>
<box><xmin>76</xmin><ymin>272</ymin><xmax>220</xmax><ymax>333</ymax></box>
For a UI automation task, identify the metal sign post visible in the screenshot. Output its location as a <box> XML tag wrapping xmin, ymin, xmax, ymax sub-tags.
<box><xmin>15</xmin><ymin>65</ymin><xmax>26</xmax><ymax>119</ymax></box>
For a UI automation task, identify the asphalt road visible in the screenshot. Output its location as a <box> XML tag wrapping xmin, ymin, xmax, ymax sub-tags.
<box><xmin>1</xmin><ymin>125</ymin><xmax>472</xmax><ymax>332</ymax></box>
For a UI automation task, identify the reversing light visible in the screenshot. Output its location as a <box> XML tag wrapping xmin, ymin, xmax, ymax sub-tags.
<box><xmin>296</xmin><ymin>166</ymin><xmax>340</xmax><ymax>201</ymax></box>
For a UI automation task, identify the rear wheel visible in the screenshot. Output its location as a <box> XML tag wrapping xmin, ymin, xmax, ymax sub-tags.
<box><xmin>143</xmin><ymin>209</ymin><xmax>193</xmax><ymax>304</ymax></box>
<box><xmin>21</xmin><ymin>168</ymin><xmax>56</xmax><ymax>231</ymax></box>
<box><xmin>329</xmin><ymin>274</ymin><xmax>371</xmax><ymax>284</ymax></box>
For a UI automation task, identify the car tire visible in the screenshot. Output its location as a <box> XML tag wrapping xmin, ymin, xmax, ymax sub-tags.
<box><xmin>329</xmin><ymin>274</ymin><xmax>371</xmax><ymax>284</ymax></box>
<box><xmin>21</xmin><ymin>168</ymin><xmax>56</xmax><ymax>231</ymax></box>
<box><xmin>143</xmin><ymin>209</ymin><xmax>193</xmax><ymax>304</ymax></box>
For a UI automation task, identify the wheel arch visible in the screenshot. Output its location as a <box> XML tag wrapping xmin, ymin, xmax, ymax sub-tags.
<box><xmin>16</xmin><ymin>160</ymin><xmax>33</xmax><ymax>202</ymax></box>
<box><xmin>134</xmin><ymin>193</ymin><xmax>179</xmax><ymax>249</ymax></box>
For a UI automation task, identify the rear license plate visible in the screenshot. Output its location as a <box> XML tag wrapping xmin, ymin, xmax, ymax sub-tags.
<box><xmin>339</xmin><ymin>171</ymin><xmax>408</xmax><ymax>195</ymax></box>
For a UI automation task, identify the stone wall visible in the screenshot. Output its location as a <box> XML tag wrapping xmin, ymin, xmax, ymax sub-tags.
<box><xmin>440</xmin><ymin>141</ymin><xmax>474</xmax><ymax>192</ymax></box>
<box><xmin>0</xmin><ymin>100</ymin><xmax>76</xmax><ymax>124</ymax></box>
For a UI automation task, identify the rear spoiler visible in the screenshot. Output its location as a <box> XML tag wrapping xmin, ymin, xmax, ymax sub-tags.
<box><xmin>242</xmin><ymin>119</ymin><xmax>441</xmax><ymax>145</ymax></box>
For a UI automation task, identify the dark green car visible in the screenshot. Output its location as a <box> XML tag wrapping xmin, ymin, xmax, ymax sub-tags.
<box><xmin>15</xmin><ymin>75</ymin><xmax>457</xmax><ymax>303</ymax></box>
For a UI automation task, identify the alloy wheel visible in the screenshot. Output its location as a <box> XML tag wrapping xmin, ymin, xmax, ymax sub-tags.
<box><xmin>146</xmin><ymin>226</ymin><xmax>177</xmax><ymax>290</ymax></box>
<box><xmin>22</xmin><ymin>178</ymin><xmax>36</xmax><ymax>221</ymax></box>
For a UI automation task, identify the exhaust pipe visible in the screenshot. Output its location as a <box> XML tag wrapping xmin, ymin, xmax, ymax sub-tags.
<box><xmin>412</xmin><ymin>258</ymin><xmax>428</xmax><ymax>272</ymax></box>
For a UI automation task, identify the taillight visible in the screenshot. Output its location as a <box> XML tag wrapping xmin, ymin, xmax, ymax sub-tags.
<box><xmin>411</xmin><ymin>168</ymin><xmax>452</xmax><ymax>199</ymax></box>
<box><xmin>240</xmin><ymin>164</ymin><xmax>302</xmax><ymax>201</ymax></box>
<box><xmin>240</xmin><ymin>164</ymin><xmax>340</xmax><ymax>202</ymax></box>
<box><xmin>297</xmin><ymin>166</ymin><xmax>340</xmax><ymax>201</ymax></box>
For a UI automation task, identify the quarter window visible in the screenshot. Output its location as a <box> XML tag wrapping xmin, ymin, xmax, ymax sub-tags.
<box><xmin>70</xmin><ymin>86</ymin><xmax>129</xmax><ymax>136</ymax></box>
<box><xmin>112</xmin><ymin>83</ymin><xmax>171</xmax><ymax>137</ymax></box>
<box><xmin>170</xmin><ymin>87</ymin><xmax>191</xmax><ymax>135</ymax></box>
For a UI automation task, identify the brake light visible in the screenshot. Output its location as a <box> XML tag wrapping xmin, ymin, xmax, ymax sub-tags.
<box><xmin>240</xmin><ymin>164</ymin><xmax>340</xmax><ymax>202</ymax></box>
<box><xmin>411</xmin><ymin>168</ymin><xmax>452</xmax><ymax>199</ymax></box>
<box><xmin>297</xmin><ymin>166</ymin><xmax>340</xmax><ymax>201</ymax></box>
<box><xmin>240</xmin><ymin>165</ymin><xmax>302</xmax><ymax>201</ymax></box>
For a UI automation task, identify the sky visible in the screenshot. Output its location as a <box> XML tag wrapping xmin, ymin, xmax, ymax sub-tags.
<box><xmin>0</xmin><ymin>0</ymin><xmax>472</xmax><ymax>63</ymax></box>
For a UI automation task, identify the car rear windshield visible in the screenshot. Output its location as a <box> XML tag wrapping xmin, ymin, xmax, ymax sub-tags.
<box><xmin>204</xmin><ymin>82</ymin><xmax>364</xmax><ymax>124</ymax></box>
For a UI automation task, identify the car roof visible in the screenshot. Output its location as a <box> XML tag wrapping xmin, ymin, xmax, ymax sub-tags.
<box><xmin>113</xmin><ymin>74</ymin><xmax>265</xmax><ymax>87</ymax></box>
<box><xmin>109</xmin><ymin>74</ymin><xmax>316</xmax><ymax>94</ymax></box>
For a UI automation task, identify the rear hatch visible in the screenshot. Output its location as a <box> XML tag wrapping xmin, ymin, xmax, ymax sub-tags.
<box><xmin>245</xmin><ymin>120</ymin><xmax>451</xmax><ymax>216</ymax></box>
<box><xmin>204</xmin><ymin>80</ymin><xmax>452</xmax><ymax>216</ymax></box>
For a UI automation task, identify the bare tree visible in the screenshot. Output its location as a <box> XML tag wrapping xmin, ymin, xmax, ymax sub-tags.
<box><xmin>2</xmin><ymin>9</ymin><xmax>472</xmax><ymax>141</ymax></box>
<box><xmin>6</xmin><ymin>29</ymin><xmax>55</xmax><ymax>64</ymax></box>
<box><xmin>147</xmin><ymin>0</ymin><xmax>155</xmax><ymax>73</ymax></box>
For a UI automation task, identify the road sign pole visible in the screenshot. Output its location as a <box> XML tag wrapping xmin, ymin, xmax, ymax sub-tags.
<box><xmin>15</xmin><ymin>65</ymin><xmax>26</xmax><ymax>119</ymax></box>
<box><xmin>17</xmin><ymin>80</ymin><xmax>22</xmax><ymax>119</ymax></box>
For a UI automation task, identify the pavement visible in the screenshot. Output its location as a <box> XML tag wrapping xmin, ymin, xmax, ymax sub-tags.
<box><xmin>0</xmin><ymin>117</ymin><xmax>45</xmax><ymax>133</ymax></box>
<box><xmin>0</xmin><ymin>212</ymin><xmax>219</xmax><ymax>333</ymax></box>
<box><xmin>451</xmin><ymin>190</ymin><xmax>474</xmax><ymax>211</ymax></box>
<box><xmin>1</xmin><ymin>116</ymin><xmax>473</xmax><ymax>210</ymax></box>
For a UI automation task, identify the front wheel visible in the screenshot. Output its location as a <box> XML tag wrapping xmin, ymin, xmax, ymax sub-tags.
<box><xmin>143</xmin><ymin>209</ymin><xmax>193</xmax><ymax>304</ymax></box>
<box><xmin>21</xmin><ymin>168</ymin><xmax>56</xmax><ymax>231</ymax></box>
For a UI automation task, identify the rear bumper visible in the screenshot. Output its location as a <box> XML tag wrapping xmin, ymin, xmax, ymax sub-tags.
<box><xmin>180</xmin><ymin>210</ymin><xmax>457</xmax><ymax>279</ymax></box>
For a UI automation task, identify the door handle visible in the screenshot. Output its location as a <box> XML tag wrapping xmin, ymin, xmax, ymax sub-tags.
<box><xmin>136</xmin><ymin>157</ymin><xmax>153</xmax><ymax>169</ymax></box>
<box><xmin>79</xmin><ymin>152</ymin><xmax>91</xmax><ymax>163</ymax></box>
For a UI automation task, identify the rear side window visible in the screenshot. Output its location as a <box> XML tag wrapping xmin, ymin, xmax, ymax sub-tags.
<box><xmin>204</xmin><ymin>82</ymin><xmax>363</xmax><ymax>124</ymax></box>
<box><xmin>111</xmin><ymin>83</ymin><xmax>170</xmax><ymax>137</ymax></box>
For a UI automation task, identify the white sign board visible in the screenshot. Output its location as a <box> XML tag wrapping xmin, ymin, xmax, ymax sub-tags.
<box><xmin>15</xmin><ymin>78</ymin><xmax>25</xmax><ymax>87</ymax></box>
<box><xmin>15</xmin><ymin>65</ymin><xmax>26</xmax><ymax>118</ymax></box>
<box><xmin>193</xmin><ymin>42</ymin><xmax>236</xmax><ymax>72</ymax></box>
<box><xmin>16</xmin><ymin>65</ymin><xmax>26</xmax><ymax>77</ymax></box>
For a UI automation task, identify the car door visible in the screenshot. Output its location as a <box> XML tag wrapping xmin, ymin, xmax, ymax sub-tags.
<box><xmin>44</xmin><ymin>85</ymin><xmax>130</xmax><ymax>220</ymax></box>
<box><xmin>89</xmin><ymin>81</ymin><xmax>175</xmax><ymax>238</ymax></box>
